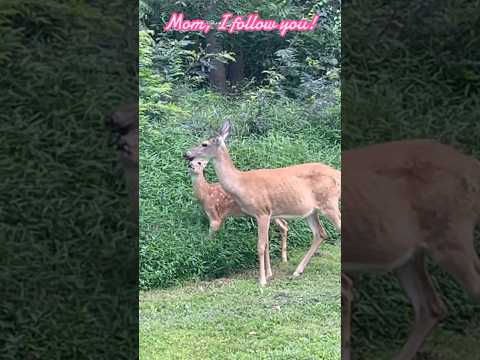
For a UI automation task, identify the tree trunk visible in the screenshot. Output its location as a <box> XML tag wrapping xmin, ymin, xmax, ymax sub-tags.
<box><xmin>206</xmin><ymin>29</ymin><xmax>226</xmax><ymax>92</ymax></box>
<box><xmin>228</xmin><ymin>48</ymin><xmax>245</xmax><ymax>86</ymax></box>
<box><xmin>204</xmin><ymin>0</ymin><xmax>227</xmax><ymax>93</ymax></box>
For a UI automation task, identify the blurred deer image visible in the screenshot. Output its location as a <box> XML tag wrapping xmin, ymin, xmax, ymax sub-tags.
<box><xmin>184</xmin><ymin>121</ymin><xmax>341</xmax><ymax>285</ymax></box>
<box><xmin>105</xmin><ymin>103</ymin><xmax>138</xmax><ymax>226</ymax></box>
<box><xmin>188</xmin><ymin>159</ymin><xmax>289</xmax><ymax>261</ymax></box>
<box><xmin>342</xmin><ymin>140</ymin><xmax>480</xmax><ymax>360</ymax></box>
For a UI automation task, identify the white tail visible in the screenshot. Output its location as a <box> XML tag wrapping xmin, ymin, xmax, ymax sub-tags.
<box><xmin>187</xmin><ymin>159</ymin><xmax>289</xmax><ymax>263</ymax></box>
<box><xmin>342</xmin><ymin>140</ymin><xmax>480</xmax><ymax>360</ymax></box>
<box><xmin>185</xmin><ymin>121</ymin><xmax>341</xmax><ymax>285</ymax></box>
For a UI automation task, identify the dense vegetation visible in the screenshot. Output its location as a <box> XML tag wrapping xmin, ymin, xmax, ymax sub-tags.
<box><xmin>139</xmin><ymin>0</ymin><xmax>341</xmax><ymax>289</ymax></box>
<box><xmin>1</xmin><ymin>1</ymin><xmax>137</xmax><ymax>358</ymax></box>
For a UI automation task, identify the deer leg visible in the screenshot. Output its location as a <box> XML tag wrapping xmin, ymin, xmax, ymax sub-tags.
<box><xmin>342</xmin><ymin>273</ymin><xmax>353</xmax><ymax>360</ymax></box>
<box><xmin>208</xmin><ymin>216</ymin><xmax>222</xmax><ymax>238</ymax></box>
<box><xmin>293</xmin><ymin>211</ymin><xmax>326</xmax><ymax>277</ymax></box>
<box><xmin>256</xmin><ymin>215</ymin><xmax>271</xmax><ymax>286</ymax></box>
<box><xmin>393</xmin><ymin>252</ymin><xmax>447</xmax><ymax>360</ymax></box>
<box><xmin>313</xmin><ymin>201</ymin><xmax>340</xmax><ymax>256</ymax></box>
<box><xmin>274</xmin><ymin>219</ymin><xmax>289</xmax><ymax>262</ymax></box>
<box><xmin>429</xmin><ymin>223</ymin><xmax>480</xmax><ymax>302</ymax></box>
<box><xmin>265</xmin><ymin>235</ymin><xmax>273</xmax><ymax>279</ymax></box>
<box><xmin>323</xmin><ymin>200</ymin><xmax>341</xmax><ymax>232</ymax></box>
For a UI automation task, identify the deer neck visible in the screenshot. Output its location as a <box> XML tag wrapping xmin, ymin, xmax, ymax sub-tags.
<box><xmin>191</xmin><ymin>173</ymin><xmax>208</xmax><ymax>200</ymax></box>
<box><xmin>212</xmin><ymin>145</ymin><xmax>242</xmax><ymax>195</ymax></box>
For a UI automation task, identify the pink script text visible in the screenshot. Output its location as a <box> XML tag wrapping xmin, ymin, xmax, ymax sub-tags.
<box><xmin>163</xmin><ymin>12</ymin><xmax>320</xmax><ymax>37</ymax></box>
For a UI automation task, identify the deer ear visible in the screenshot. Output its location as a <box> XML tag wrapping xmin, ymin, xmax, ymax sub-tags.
<box><xmin>218</xmin><ymin>120</ymin><xmax>231</xmax><ymax>141</ymax></box>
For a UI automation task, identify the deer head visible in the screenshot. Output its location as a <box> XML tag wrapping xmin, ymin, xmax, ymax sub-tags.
<box><xmin>187</xmin><ymin>159</ymin><xmax>208</xmax><ymax>176</ymax></box>
<box><xmin>184</xmin><ymin>121</ymin><xmax>231</xmax><ymax>162</ymax></box>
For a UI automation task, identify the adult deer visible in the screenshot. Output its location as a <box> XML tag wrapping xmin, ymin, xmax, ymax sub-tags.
<box><xmin>342</xmin><ymin>140</ymin><xmax>480</xmax><ymax>360</ymax></box>
<box><xmin>188</xmin><ymin>159</ymin><xmax>289</xmax><ymax>262</ymax></box>
<box><xmin>184</xmin><ymin>121</ymin><xmax>341</xmax><ymax>285</ymax></box>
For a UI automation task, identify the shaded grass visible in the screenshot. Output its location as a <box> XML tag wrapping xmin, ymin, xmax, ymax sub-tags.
<box><xmin>0</xmin><ymin>1</ymin><xmax>137</xmax><ymax>358</ymax></box>
<box><xmin>371</xmin><ymin>328</ymin><xmax>480</xmax><ymax>360</ymax></box>
<box><xmin>140</xmin><ymin>245</ymin><xmax>340</xmax><ymax>360</ymax></box>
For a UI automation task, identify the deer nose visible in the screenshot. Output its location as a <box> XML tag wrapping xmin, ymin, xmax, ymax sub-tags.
<box><xmin>183</xmin><ymin>152</ymin><xmax>193</xmax><ymax>161</ymax></box>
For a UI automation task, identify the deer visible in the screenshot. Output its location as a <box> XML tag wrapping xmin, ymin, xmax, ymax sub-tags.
<box><xmin>105</xmin><ymin>103</ymin><xmax>139</xmax><ymax>227</ymax></box>
<box><xmin>187</xmin><ymin>159</ymin><xmax>290</xmax><ymax>262</ymax></box>
<box><xmin>342</xmin><ymin>139</ymin><xmax>480</xmax><ymax>360</ymax></box>
<box><xmin>184</xmin><ymin>121</ymin><xmax>341</xmax><ymax>286</ymax></box>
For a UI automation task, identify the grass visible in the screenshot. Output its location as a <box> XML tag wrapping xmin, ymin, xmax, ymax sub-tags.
<box><xmin>140</xmin><ymin>245</ymin><xmax>340</xmax><ymax>360</ymax></box>
<box><xmin>1</xmin><ymin>2</ymin><xmax>138</xmax><ymax>358</ymax></box>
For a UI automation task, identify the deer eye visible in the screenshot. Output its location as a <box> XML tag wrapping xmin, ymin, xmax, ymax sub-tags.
<box><xmin>197</xmin><ymin>162</ymin><xmax>201</xmax><ymax>165</ymax></box>
<box><xmin>201</xmin><ymin>143</ymin><xmax>208</xmax><ymax>147</ymax></box>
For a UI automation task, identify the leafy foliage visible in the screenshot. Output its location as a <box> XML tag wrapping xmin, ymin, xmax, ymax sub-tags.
<box><xmin>140</xmin><ymin>0</ymin><xmax>340</xmax><ymax>94</ymax></box>
<box><xmin>1</xmin><ymin>1</ymin><xmax>137</xmax><ymax>358</ymax></box>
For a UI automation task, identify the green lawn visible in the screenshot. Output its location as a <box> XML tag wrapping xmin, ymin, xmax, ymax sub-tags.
<box><xmin>140</xmin><ymin>245</ymin><xmax>341</xmax><ymax>360</ymax></box>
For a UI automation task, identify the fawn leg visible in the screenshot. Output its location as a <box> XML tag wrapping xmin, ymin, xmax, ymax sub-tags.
<box><xmin>274</xmin><ymin>219</ymin><xmax>289</xmax><ymax>262</ymax></box>
<box><xmin>208</xmin><ymin>218</ymin><xmax>222</xmax><ymax>238</ymax></box>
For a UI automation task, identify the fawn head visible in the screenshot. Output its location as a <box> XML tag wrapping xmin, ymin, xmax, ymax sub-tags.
<box><xmin>184</xmin><ymin>121</ymin><xmax>231</xmax><ymax>162</ymax></box>
<box><xmin>187</xmin><ymin>159</ymin><xmax>208</xmax><ymax>175</ymax></box>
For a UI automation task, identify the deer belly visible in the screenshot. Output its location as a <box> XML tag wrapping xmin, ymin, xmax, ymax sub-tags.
<box><xmin>343</xmin><ymin>249</ymin><xmax>416</xmax><ymax>273</ymax></box>
<box><xmin>272</xmin><ymin>200</ymin><xmax>315</xmax><ymax>217</ymax></box>
<box><xmin>342</xmin><ymin>217</ymin><xmax>421</xmax><ymax>273</ymax></box>
<box><xmin>272</xmin><ymin>210</ymin><xmax>314</xmax><ymax>219</ymax></box>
